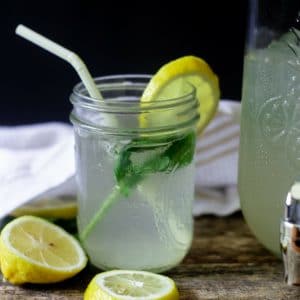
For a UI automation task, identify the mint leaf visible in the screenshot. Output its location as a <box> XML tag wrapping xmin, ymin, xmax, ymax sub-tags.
<box><xmin>162</xmin><ymin>132</ymin><xmax>196</xmax><ymax>171</ymax></box>
<box><xmin>114</xmin><ymin>132</ymin><xmax>196</xmax><ymax>196</ymax></box>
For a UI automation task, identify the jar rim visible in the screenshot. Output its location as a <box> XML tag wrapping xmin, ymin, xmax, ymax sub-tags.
<box><xmin>71</xmin><ymin>74</ymin><xmax>196</xmax><ymax>109</ymax></box>
<box><xmin>70</xmin><ymin>74</ymin><xmax>199</xmax><ymax>136</ymax></box>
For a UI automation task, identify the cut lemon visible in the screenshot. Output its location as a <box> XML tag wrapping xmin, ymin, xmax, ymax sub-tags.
<box><xmin>10</xmin><ymin>196</ymin><xmax>77</xmax><ymax>219</ymax></box>
<box><xmin>84</xmin><ymin>270</ymin><xmax>179</xmax><ymax>300</ymax></box>
<box><xmin>140</xmin><ymin>55</ymin><xmax>220</xmax><ymax>133</ymax></box>
<box><xmin>0</xmin><ymin>215</ymin><xmax>87</xmax><ymax>284</ymax></box>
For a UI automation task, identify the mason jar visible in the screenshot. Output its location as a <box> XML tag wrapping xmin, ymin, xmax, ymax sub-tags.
<box><xmin>70</xmin><ymin>75</ymin><xmax>199</xmax><ymax>272</ymax></box>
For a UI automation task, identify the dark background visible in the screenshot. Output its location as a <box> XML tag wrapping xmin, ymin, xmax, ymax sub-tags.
<box><xmin>1</xmin><ymin>1</ymin><xmax>248</xmax><ymax>125</ymax></box>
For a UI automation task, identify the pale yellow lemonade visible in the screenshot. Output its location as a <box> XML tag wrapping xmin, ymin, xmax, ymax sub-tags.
<box><xmin>72</xmin><ymin>74</ymin><xmax>198</xmax><ymax>272</ymax></box>
<box><xmin>71</xmin><ymin>75</ymin><xmax>199</xmax><ymax>272</ymax></box>
<box><xmin>238</xmin><ymin>29</ymin><xmax>300</xmax><ymax>256</ymax></box>
<box><xmin>72</xmin><ymin>56</ymin><xmax>220</xmax><ymax>272</ymax></box>
<box><xmin>75</xmin><ymin>131</ymin><xmax>195</xmax><ymax>271</ymax></box>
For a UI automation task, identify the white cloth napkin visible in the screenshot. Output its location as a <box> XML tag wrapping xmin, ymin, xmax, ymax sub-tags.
<box><xmin>0</xmin><ymin>123</ymin><xmax>76</xmax><ymax>218</ymax></box>
<box><xmin>194</xmin><ymin>100</ymin><xmax>240</xmax><ymax>216</ymax></box>
<box><xmin>0</xmin><ymin>100</ymin><xmax>241</xmax><ymax>219</ymax></box>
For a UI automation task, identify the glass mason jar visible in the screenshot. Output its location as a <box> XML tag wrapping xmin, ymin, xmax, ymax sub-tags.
<box><xmin>70</xmin><ymin>75</ymin><xmax>199</xmax><ymax>272</ymax></box>
<box><xmin>238</xmin><ymin>0</ymin><xmax>300</xmax><ymax>256</ymax></box>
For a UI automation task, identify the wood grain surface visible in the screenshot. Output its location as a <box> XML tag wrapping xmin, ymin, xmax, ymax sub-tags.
<box><xmin>1</xmin><ymin>213</ymin><xmax>300</xmax><ymax>300</ymax></box>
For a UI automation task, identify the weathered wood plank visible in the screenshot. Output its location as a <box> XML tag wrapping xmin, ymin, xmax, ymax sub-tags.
<box><xmin>1</xmin><ymin>213</ymin><xmax>299</xmax><ymax>299</ymax></box>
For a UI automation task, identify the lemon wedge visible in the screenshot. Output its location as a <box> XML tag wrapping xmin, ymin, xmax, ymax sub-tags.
<box><xmin>140</xmin><ymin>55</ymin><xmax>220</xmax><ymax>133</ymax></box>
<box><xmin>0</xmin><ymin>215</ymin><xmax>87</xmax><ymax>284</ymax></box>
<box><xmin>10</xmin><ymin>196</ymin><xmax>77</xmax><ymax>219</ymax></box>
<box><xmin>84</xmin><ymin>270</ymin><xmax>179</xmax><ymax>300</ymax></box>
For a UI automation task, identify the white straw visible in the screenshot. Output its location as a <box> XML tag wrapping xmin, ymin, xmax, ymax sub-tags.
<box><xmin>15</xmin><ymin>24</ymin><xmax>103</xmax><ymax>100</ymax></box>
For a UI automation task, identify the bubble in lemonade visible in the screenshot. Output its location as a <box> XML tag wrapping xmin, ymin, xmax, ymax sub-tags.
<box><xmin>238</xmin><ymin>29</ymin><xmax>300</xmax><ymax>256</ymax></box>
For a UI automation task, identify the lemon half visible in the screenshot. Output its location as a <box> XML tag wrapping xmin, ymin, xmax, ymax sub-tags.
<box><xmin>84</xmin><ymin>270</ymin><xmax>179</xmax><ymax>300</ymax></box>
<box><xmin>140</xmin><ymin>55</ymin><xmax>220</xmax><ymax>133</ymax></box>
<box><xmin>0</xmin><ymin>215</ymin><xmax>87</xmax><ymax>284</ymax></box>
<box><xmin>10</xmin><ymin>196</ymin><xmax>77</xmax><ymax>219</ymax></box>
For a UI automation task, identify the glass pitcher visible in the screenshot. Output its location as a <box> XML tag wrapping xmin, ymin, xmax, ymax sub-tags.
<box><xmin>238</xmin><ymin>0</ymin><xmax>300</xmax><ymax>256</ymax></box>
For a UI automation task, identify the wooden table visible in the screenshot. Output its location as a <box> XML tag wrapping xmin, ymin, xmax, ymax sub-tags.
<box><xmin>1</xmin><ymin>213</ymin><xmax>300</xmax><ymax>299</ymax></box>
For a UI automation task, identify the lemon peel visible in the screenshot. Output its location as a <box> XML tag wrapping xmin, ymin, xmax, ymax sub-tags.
<box><xmin>10</xmin><ymin>197</ymin><xmax>77</xmax><ymax>219</ymax></box>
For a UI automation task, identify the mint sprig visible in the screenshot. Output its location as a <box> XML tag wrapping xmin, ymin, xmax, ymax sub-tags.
<box><xmin>79</xmin><ymin>132</ymin><xmax>196</xmax><ymax>241</ymax></box>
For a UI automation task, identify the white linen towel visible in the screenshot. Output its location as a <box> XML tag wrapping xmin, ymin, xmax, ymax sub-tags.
<box><xmin>194</xmin><ymin>100</ymin><xmax>240</xmax><ymax>216</ymax></box>
<box><xmin>0</xmin><ymin>123</ymin><xmax>76</xmax><ymax>218</ymax></box>
<box><xmin>0</xmin><ymin>100</ymin><xmax>241</xmax><ymax>219</ymax></box>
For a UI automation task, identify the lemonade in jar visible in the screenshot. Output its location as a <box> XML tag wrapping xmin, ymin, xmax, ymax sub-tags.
<box><xmin>70</xmin><ymin>57</ymin><xmax>219</xmax><ymax>271</ymax></box>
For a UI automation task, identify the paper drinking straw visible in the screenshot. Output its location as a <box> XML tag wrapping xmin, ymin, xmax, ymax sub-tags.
<box><xmin>15</xmin><ymin>24</ymin><xmax>103</xmax><ymax>100</ymax></box>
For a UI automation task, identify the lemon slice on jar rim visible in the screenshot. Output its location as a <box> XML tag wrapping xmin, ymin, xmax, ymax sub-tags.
<box><xmin>84</xmin><ymin>270</ymin><xmax>179</xmax><ymax>300</ymax></box>
<box><xmin>140</xmin><ymin>55</ymin><xmax>220</xmax><ymax>133</ymax></box>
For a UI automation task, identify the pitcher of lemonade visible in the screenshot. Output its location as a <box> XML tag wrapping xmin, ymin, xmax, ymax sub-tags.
<box><xmin>238</xmin><ymin>0</ymin><xmax>300</xmax><ymax>256</ymax></box>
